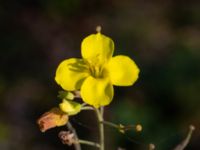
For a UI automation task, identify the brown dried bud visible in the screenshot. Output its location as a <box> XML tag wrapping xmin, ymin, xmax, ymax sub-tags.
<box><xmin>58</xmin><ymin>131</ymin><xmax>75</xmax><ymax>146</ymax></box>
<box><xmin>37</xmin><ymin>107</ymin><xmax>68</xmax><ymax>132</ymax></box>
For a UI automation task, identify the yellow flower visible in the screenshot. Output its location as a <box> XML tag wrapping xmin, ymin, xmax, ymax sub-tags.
<box><xmin>55</xmin><ymin>30</ymin><xmax>139</xmax><ymax>108</ymax></box>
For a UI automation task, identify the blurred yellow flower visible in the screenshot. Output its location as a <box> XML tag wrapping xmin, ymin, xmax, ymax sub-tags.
<box><xmin>55</xmin><ymin>30</ymin><xmax>139</xmax><ymax>108</ymax></box>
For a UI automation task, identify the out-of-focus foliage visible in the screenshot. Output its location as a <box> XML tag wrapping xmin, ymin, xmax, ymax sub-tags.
<box><xmin>0</xmin><ymin>0</ymin><xmax>200</xmax><ymax>150</ymax></box>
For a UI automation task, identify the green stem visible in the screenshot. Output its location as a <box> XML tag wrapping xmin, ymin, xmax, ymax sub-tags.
<box><xmin>101</xmin><ymin>121</ymin><xmax>143</xmax><ymax>133</ymax></box>
<box><xmin>100</xmin><ymin>107</ymin><xmax>105</xmax><ymax>150</ymax></box>
<box><xmin>95</xmin><ymin>107</ymin><xmax>105</xmax><ymax>150</ymax></box>
<box><xmin>101</xmin><ymin>120</ymin><xmax>119</xmax><ymax>129</ymax></box>
<box><xmin>78</xmin><ymin>139</ymin><xmax>100</xmax><ymax>148</ymax></box>
<box><xmin>81</xmin><ymin>106</ymin><xmax>94</xmax><ymax>110</ymax></box>
<box><xmin>173</xmin><ymin>125</ymin><xmax>195</xmax><ymax>150</ymax></box>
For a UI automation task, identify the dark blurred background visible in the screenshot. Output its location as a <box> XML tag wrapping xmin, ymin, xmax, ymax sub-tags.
<box><xmin>0</xmin><ymin>0</ymin><xmax>200</xmax><ymax>150</ymax></box>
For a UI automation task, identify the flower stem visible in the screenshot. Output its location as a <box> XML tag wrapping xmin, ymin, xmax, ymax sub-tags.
<box><xmin>173</xmin><ymin>125</ymin><xmax>195</xmax><ymax>150</ymax></box>
<box><xmin>95</xmin><ymin>107</ymin><xmax>105</xmax><ymax>150</ymax></box>
<box><xmin>100</xmin><ymin>107</ymin><xmax>105</xmax><ymax>150</ymax></box>
<box><xmin>101</xmin><ymin>121</ymin><xmax>142</xmax><ymax>133</ymax></box>
<box><xmin>78</xmin><ymin>139</ymin><xmax>100</xmax><ymax>148</ymax></box>
<box><xmin>81</xmin><ymin>106</ymin><xmax>94</xmax><ymax>110</ymax></box>
<box><xmin>101</xmin><ymin>120</ymin><xmax>119</xmax><ymax>129</ymax></box>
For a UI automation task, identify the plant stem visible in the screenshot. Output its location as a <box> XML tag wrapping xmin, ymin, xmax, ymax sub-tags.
<box><xmin>67</xmin><ymin>122</ymin><xmax>81</xmax><ymax>150</ymax></box>
<box><xmin>81</xmin><ymin>106</ymin><xmax>94</xmax><ymax>110</ymax></box>
<box><xmin>100</xmin><ymin>107</ymin><xmax>105</xmax><ymax>150</ymax></box>
<box><xmin>95</xmin><ymin>107</ymin><xmax>105</xmax><ymax>150</ymax></box>
<box><xmin>78</xmin><ymin>139</ymin><xmax>100</xmax><ymax>148</ymax></box>
<box><xmin>101</xmin><ymin>120</ymin><xmax>119</xmax><ymax>129</ymax></box>
<box><xmin>173</xmin><ymin>125</ymin><xmax>195</xmax><ymax>150</ymax></box>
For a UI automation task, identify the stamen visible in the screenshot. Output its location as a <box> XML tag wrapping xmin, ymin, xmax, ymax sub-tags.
<box><xmin>86</xmin><ymin>56</ymin><xmax>106</xmax><ymax>78</ymax></box>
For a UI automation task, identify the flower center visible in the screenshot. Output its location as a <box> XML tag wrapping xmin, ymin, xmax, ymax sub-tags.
<box><xmin>86</xmin><ymin>58</ymin><xmax>107</xmax><ymax>78</ymax></box>
<box><xmin>89</xmin><ymin>64</ymin><xmax>105</xmax><ymax>78</ymax></box>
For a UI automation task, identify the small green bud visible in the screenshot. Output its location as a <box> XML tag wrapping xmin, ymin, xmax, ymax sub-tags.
<box><xmin>59</xmin><ymin>100</ymin><xmax>81</xmax><ymax>116</ymax></box>
<box><xmin>58</xmin><ymin>91</ymin><xmax>75</xmax><ymax>100</ymax></box>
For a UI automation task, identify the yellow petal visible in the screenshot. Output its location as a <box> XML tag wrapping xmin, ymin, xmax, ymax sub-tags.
<box><xmin>107</xmin><ymin>55</ymin><xmax>140</xmax><ymax>86</ymax></box>
<box><xmin>80</xmin><ymin>76</ymin><xmax>114</xmax><ymax>108</ymax></box>
<box><xmin>59</xmin><ymin>100</ymin><xmax>81</xmax><ymax>116</ymax></box>
<box><xmin>81</xmin><ymin>33</ymin><xmax>114</xmax><ymax>63</ymax></box>
<box><xmin>55</xmin><ymin>58</ymin><xmax>89</xmax><ymax>91</ymax></box>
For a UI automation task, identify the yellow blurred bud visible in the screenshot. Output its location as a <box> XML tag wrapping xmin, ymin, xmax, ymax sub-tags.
<box><xmin>59</xmin><ymin>100</ymin><xmax>81</xmax><ymax>116</ymax></box>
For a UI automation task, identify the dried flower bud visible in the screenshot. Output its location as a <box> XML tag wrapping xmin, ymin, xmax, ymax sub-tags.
<box><xmin>58</xmin><ymin>131</ymin><xmax>75</xmax><ymax>146</ymax></box>
<box><xmin>37</xmin><ymin>107</ymin><xmax>68</xmax><ymax>132</ymax></box>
